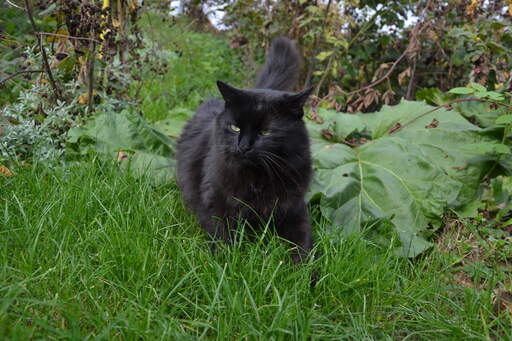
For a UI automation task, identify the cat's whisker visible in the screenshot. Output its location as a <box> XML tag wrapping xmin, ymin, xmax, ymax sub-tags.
<box><xmin>260</xmin><ymin>155</ymin><xmax>295</xmax><ymax>194</ymax></box>
<box><xmin>262</xmin><ymin>151</ymin><xmax>303</xmax><ymax>178</ymax></box>
<box><xmin>259</xmin><ymin>151</ymin><xmax>302</xmax><ymax>188</ymax></box>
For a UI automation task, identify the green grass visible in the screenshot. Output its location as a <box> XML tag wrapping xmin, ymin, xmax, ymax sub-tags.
<box><xmin>1</xmin><ymin>161</ymin><xmax>510</xmax><ymax>340</ymax></box>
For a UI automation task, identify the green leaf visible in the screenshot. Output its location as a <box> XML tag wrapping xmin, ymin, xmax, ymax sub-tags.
<box><xmin>454</xmin><ymin>101</ymin><xmax>507</xmax><ymax>128</ymax></box>
<box><xmin>448</xmin><ymin>87</ymin><xmax>474</xmax><ymax>95</ymax></box>
<box><xmin>415</xmin><ymin>87</ymin><xmax>452</xmax><ymax>105</ymax></box>
<box><xmin>307</xmin><ymin>101</ymin><xmax>499</xmax><ymax>257</ymax></box>
<box><xmin>152</xmin><ymin>107</ymin><xmax>193</xmax><ymax>139</ymax></box>
<box><xmin>495</xmin><ymin>115</ymin><xmax>512</xmax><ymax>125</ymax></box>
<box><xmin>38</xmin><ymin>3</ymin><xmax>57</xmax><ymax>17</ymax></box>
<box><xmin>316</xmin><ymin>51</ymin><xmax>333</xmax><ymax>62</ymax></box>
<box><xmin>67</xmin><ymin>109</ymin><xmax>175</xmax><ymax>185</ymax></box>
<box><xmin>485</xmin><ymin>91</ymin><xmax>505</xmax><ymax>101</ymax></box>
<box><xmin>470</xmin><ymin>82</ymin><xmax>486</xmax><ymax>92</ymax></box>
<box><xmin>462</xmin><ymin>142</ymin><xmax>510</xmax><ymax>154</ymax></box>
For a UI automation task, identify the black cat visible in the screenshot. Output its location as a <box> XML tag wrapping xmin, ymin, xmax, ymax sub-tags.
<box><xmin>176</xmin><ymin>37</ymin><xmax>314</xmax><ymax>263</ymax></box>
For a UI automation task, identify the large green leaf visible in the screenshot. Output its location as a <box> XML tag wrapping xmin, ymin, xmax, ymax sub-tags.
<box><xmin>454</xmin><ymin>100</ymin><xmax>508</xmax><ymax>128</ymax></box>
<box><xmin>307</xmin><ymin>100</ymin><xmax>499</xmax><ymax>257</ymax></box>
<box><xmin>152</xmin><ymin>107</ymin><xmax>193</xmax><ymax>139</ymax></box>
<box><xmin>67</xmin><ymin>109</ymin><xmax>175</xmax><ymax>185</ymax></box>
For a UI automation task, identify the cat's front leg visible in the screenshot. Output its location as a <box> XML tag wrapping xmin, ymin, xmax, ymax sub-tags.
<box><xmin>199</xmin><ymin>182</ymin><xmax>232</xmax><ymax>245</ymax></box>
<box><xmin>198</xmin><ymin>205</ymin><xmax>232</xmax><ymax>246</ymax></box>
<box><xmin>277</xmin><ymin>201</ymin><xmax>313</xmax><ymax>264</ymax></box>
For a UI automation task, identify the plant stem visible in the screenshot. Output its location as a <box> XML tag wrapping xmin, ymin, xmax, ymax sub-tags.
<box><xmin>23</xmin><ymin>0</ymin><xmax>61</xmax><ymax>101</ymax></box>
<box><xmin>305</xmin><ymin>0</ymin><xmax>332</xmax><ymax>88</ymax></box>
<box><xmin>37</xmin><ymin>32</ymin><xmax>100</xmax><ymax>43</ymax></box>
<box><xmin>0</xmin><ymin>69</ymin><xmax>44</xmax><ymax>86</ymax></box>
<box><xmin>88</xmin><ymin>40</ymin><xmax>96</xmax><ymax>113</ymax></box>
<box><xmin>314</xmin><ymin>8</ymin><xmax>383</xmax><ymax>96</ymax></box>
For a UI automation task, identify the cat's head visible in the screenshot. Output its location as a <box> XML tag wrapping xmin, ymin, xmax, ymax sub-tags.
<box><xmin>214</xmin><ymin>81</ymin><xmax>313</xmax><ymax>165</ymax></box>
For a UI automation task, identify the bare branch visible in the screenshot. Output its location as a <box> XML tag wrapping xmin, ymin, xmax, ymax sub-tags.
<box><xmin>37</xmin><ymin>32</ymin><xmax>101</xmax><ymax>43</ymax></box>
<box><xmin>23</xmin><ymin>0</ymin><xmax>61</xmax><ymax>101</ymax></box>
<box><xmin>0</xmin><ymin>69</ymin><xmax>44</xmax><ymax>86</ymax></box>
<box><xmin>406</xmin><ymin>62</ymin><xmax>417</xmax><ymax>100</ymax></box>
<box><xmin>313</xmin><ymin>7</ymin><xmax>384</xmax><ymax>96</ymax></box>
<box><xmin>87</xmin><ymin>40</ymin><xmax>96</xmax><ymax>113</ymax></box>
<box><xmin>6</xmin><ymin>0</ymin><xmax>25</xmax><ymax>11</ymax></box>
<box><xmin>326</xmin><ymin>1</ymin><xmax>431</xmax><ymax>100</ymax></box>
<box><xmin>344</xmin><ymin>50</ymin><xmax>409</xmax><ymax>97</ymax></box>
<box><xmin>305</xmin><ymin>0</ymin><xmax>333</xmax><ymax>88</ymax></box>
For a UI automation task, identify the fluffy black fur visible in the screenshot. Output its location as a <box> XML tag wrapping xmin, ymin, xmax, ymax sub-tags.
<box><xmin>176</xmin><ymin>37</ymin><xmax>314</xmax><ymax>262</ymax></box>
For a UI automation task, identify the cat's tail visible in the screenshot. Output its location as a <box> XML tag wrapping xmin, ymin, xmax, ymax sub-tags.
<box><xmin>254</xmin><ymin>37</ymin><xmax>300</xmax><ymax>91</ymax></box>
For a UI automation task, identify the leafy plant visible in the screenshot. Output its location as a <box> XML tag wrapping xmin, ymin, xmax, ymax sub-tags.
<box><xmin>135</xmin><ymin>13</ymin><xmax>244</xmax><ymax>121</ymax></box>
<box><xmin>0</xmin><ymin>81</ymin><xmax>83</xmax><ymax>163</ymax></box>
<box><xmin>67</xmin><ymin>108</ymin><xmax>176</xmax><ymax>185</ymax></box>
<box><xmin>306</xmin><ymin>100</ymin><xmax>504</xmax><ymax>257</ymax></box>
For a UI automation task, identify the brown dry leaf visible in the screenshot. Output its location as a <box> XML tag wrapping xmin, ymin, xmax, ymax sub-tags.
<box><xmin>117</xmin><ymin>151</ymin><xmax>129</xmax><ymax>162</ymax></box>
<box><xmin>466</xmin><ymin>0</ymin><xmax>479</xmax><ymax>16</ymax></box>
<box><xmin>50</xmin><ymin>39</ymin><xmax>72</xmax><ymax>69</ymax></box>
<box><xmin>425</xmin><ymin>118</ymin><xmax>439</xmax><ymax>129</ymax></box>
<box><xmin>363</xmin><ymin>93</ymin><xmax>373</xmax><ymax>109</ymax></box>
<box><xmin>78</xmin><ymin>56</ymin><xmax>90</xmax><ymax>86</ymax></box>
<box><xmin>321</xmin><ymin>129</ymin><xmax>335</xmax><ymax>141</ymax></box>
<box><xmin>388</xmin><ymin>122</ymin><xmax>402</xmax><ymax>134</ymax></box>
<box><xmin>372</xmin><ymin>63</ymin><xmax>390</xmax><ymax>81</ymax></box>
<box><xmin>78</xmin><ymin>92</ymin><xmax>89</xmax><ymax>105</ymax></box>
<box><xmin>493</xmin><ymin>291</ymin><xmax>512</xmax><ymax>316</ymax></box>
<box><xmin>0</xmin><ymin>165</ymin><xmax>14</xmax><ymax>176</ymax></box>
<box><xmin>308</xmin><ymin>106</ymin><xmax>324</xmax><ymax>124</ymax></box>
<box><xmin>78</xmin><ymin>91</ymin><xmax>97</xmax><ymax>105</ymax></box>
<box><xmin>45</xmin><ymin>30</ymin><xmax>69</xmax><ymax>43</ymax></box>
<box><xmin>398</xmin><ymin>67</ymin><xmax>411</xmax><ymax>85</ymax></box>
<box><xmin>382</xmin><ymin>89</ymin><xmax>396</xmax><ymax>105</ymax></box>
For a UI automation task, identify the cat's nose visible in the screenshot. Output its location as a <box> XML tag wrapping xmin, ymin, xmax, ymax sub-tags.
<box><xmin>238</xmin><ymin>136</ymin><xmax>253</xmax><ymax>154</ymax></box>
<box><xmin>239</xmin><ymin>145</ymin><xmax>252</xmax><ymax>154</ymax></box>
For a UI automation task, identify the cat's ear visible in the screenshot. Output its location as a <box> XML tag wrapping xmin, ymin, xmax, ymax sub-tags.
<box><xmin>288</xmin><ymin>87</ymin><xmax>314</xmax><ymax>108</ymax></box>
<box><xmin>217</xmin><ymin>81</ymin><xmax>245</xmax><ymax>104</ymax></box>
<box><xmin>281</xmin><ymin>87</ymin><xmax>314</xmax><ymax>117</ymax></box>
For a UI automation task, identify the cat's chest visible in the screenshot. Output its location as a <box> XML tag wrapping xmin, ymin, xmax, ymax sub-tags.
<box><xmin>225</xmin><ymin>179</ymin><xmax>277</xmax><ymax>218</ymax></box>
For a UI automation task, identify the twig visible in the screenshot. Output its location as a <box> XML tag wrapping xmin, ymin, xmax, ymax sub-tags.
<box><xmin>87</xmin><ymin>40</ymin><xmax>96</xmax><ymax>113</ymax></box>
<box><xmin>329</xmin><ymin>3</ymin><xmax>429</xmax><ymax>99</ymax></box>
<box><xmin>37</xmin><ymin>32</ymin><xmax>101</xmax><ymax>43</ymax></box>
<box><xmin>345</xmin><ymin>50</ymin><xmax>408</xmax><ymax>97</ymax></box>
<box><xmin>392</xmin><ymin>97</ymin><xmax>512</xmax><ymax>134</ymax></box>
<box><xmin>6</xmin><ymin>0</ymin><xmax>25</xmax><ymax>11</ymax></box>
<box><xmin>305</xmin><ymin>0</ymin><xmax>332</xmax><ymax>87</ymax></box>
<box><xmin>313</xmin><ymin>8</ymin><xmax>384</xmax><ymax>96</ymax></box>
<box><xmin>0</xmin><ymin>69</ymin><xmax>44</xmax><ymax>86</ymax></box>
<box><xmin>405</xmin><ymin>0</ymin><xmax>432</xmax><ymax>100</ymax></box>
<box><xmin>406</xmin><ymin>61</ymin><xmax>417</xmax><ymax>100</ymax></box>
<box><xmin>23</xmin><ymin>0</ymin><xmax>61</xmax><ymax>101</ymax></box>
<box><xmin>314</xmin><ymin>55</ymin><xmax>333</xmax><ymax>97</ymax></box>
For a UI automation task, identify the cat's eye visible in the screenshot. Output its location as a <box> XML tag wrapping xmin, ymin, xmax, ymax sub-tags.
<box><xmin>261</xmin><ymin>129</ymin><xmax>271</xmax><ymax>136</ymax></box>
<box><xmin>230</xmin><ymin>124</ymin><xmax>240</xmax><ymax>132</ymax></box>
